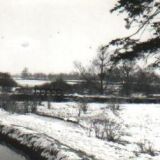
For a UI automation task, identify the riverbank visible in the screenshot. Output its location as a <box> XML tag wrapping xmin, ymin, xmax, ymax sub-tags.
<box><xmin>0</xmin><ymin>121</ymin><xmax>90</xmax><ymax>160</ymax></box>
<box><xmin>1</xmin><ymin>93</ymin><xmax>160</xmax><ymax>103</ymax></box>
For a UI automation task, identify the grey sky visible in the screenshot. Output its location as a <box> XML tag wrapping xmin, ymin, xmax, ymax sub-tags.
<box><xmin>0</xmin><ymin>0</ymin><xmax>128</xmax><ymax>74</ymax></box>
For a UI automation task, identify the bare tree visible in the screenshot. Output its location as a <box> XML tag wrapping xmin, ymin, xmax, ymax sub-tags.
<box><xmin>120</xmin><ymin>61</ymin><xmax>135</xmax><ymax>83</ymax></box>
<box><xmin>74</xmin><ymin>61</ymin><xmax>98</xmax><ymax>94</ymax></box>
<box><xmin>93</xmin><ymin>46</ymin><xmax>112</xmax><ymax>94</ymax></box>
<box><xmin>74</xmin><ymin>61</ymin><xmax>96</xmax><ymax>82</ymax></box>
<box><xmin>21</xmin><ymin>67</ymin><xmax>30</xmax><ymax>79</ymax></box>
<box><xmin>74</xmin><ymin>46</ymin><xmax>112</xmax><ymax>95</ymax></box>
<box><xmin>119</xmin><ymin>60</ymin><xmax>136</xmax><ymax>95</ymax></box>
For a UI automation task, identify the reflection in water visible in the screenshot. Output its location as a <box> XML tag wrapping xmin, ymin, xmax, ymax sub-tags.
<box><xmin>0</xmin><ymin>142</ymin><xmax>30</xmax><ymax>160</ymax></box>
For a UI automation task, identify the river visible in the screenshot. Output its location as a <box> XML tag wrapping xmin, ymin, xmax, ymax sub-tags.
<box><xmin>0</xmin><ymin>142</ymin><xmax>30</xmax><ymax>160</ymax></box>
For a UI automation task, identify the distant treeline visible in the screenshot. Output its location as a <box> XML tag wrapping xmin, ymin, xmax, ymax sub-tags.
<box><xmin>14</xmin><ymin>67</ymin><xmax>81</xmax><ymax>81</ymax></box>
<box><xmin>1</xmin><ymin>65</ymin><xmax>160</xmax><ymax>97</ymax></box>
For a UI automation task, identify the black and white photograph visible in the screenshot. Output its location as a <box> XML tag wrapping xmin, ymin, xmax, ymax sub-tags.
<box><xmin>0</xmin><ymin>0</ymin><xmax>160</xmax><ymax>160</ymax></box>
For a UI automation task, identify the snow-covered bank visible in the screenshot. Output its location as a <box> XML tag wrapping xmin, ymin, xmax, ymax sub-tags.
<box><xmin>1</xmin><ymin>103</ymin><xmax>160</xmax><ymax>160</ymax></box>
<box><xmin>37</xmin><ymin>102</ymin><xmax>106</xmax><ymax>122</ymax></box>
<box><xmin>0</xmin><ymin>109</ymin><xmax>132</xmax><ymax>160</ymax></box>
<box><xmin>0</xmin><ymin>115</ymin><xmax>91</xmax><ymax>160</ymax></box>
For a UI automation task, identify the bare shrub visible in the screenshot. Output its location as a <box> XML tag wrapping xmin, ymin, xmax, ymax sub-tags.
<box><xmin>24</xmin><ymin>101</ymin><xmax>30</xmax><ymax>113</ymax></box>
<box><xmin>77</xmin><ymin>100</ymin><xmax>88</xmax><ymax>118</ymax></box>
<box><xmin>108</xmin><ymin>103</ymin><xmax>120</xmax><ymax>111</ymax></box>
<box><xmin>107</xmin><ymin>102</ymin><xmax>121</xmax><ymax>117</ymax></box>
<box><xmin>47</xmin><ymin>100</ymin><xmax>51</xmax><ymax>109</ymax></box>
<box><xmin>47</xmin><ymin>96</ymin><xmax>52</xmax><ymax>109</ymax></box>
<box><xmin>30</xmin><ymin>101</ymin><xmax>38</xmax><ymax>113</ymax></box>
<box><xmin>23</xmin><ymin>101</ymin><xmax>38</xmax><ymax>113</ymax></box>
<box><xmin>137</xmin><ymin>140</ymin><xmax>156</xmax><ymax>156</ymax></box>
<box><xmin>92</xmin><ymin>116</ymin><xmax>122</xmax><ymax>142</ymax></box>
<box><xmin>0</xmin><ymin>98</ymin><xmax>38</xmax><ymax>114</ymax></box>
<box><xmin>0</xmin><ymin>95</ymin><xmax>18</xmax><ymax>113</ymax></box>
<box><xmin>0</xmin><ymin>100</ymin><xmax>17</xmax><ymax>113</ymax></box>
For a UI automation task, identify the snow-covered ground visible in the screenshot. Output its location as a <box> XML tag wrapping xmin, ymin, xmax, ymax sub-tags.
<box><xmin>37</xmin><ymin>102</ymin><xmax>107</xmax><ymax>122</ymax></box>
<box><xmin>0</xmin><ymin>103</ymin><xmax>160</xmax><ymax>160</ymax></box>
<box><xmin>14</xmin><ymin>79</ymin><xmax>50</xmax><ymax>87</ymax></box>
<box><xmin>14</xmin><ymin>79</ymin><xmax>82</xmax><ymax>87</ymax></box>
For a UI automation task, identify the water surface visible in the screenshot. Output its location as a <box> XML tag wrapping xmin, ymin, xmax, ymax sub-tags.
<box><xmin>0</xmin><ymin>142</ymin><xmax>30</xmax><ymax>160</ymax></box>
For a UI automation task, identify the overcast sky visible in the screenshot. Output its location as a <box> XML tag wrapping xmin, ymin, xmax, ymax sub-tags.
<box><xmin>0</xmin><ymin>0</ymin><xmax>129</xmax><ymax>74</ymax></box>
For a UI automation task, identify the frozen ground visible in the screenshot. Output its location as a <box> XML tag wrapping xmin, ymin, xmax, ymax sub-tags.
<box><xmin>0</xmin><ymin>103</ymin><xmax>160</xmax><ymax>160</ymax></box>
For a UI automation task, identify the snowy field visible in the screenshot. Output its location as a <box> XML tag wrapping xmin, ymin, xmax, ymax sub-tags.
<box><xmin>14</xmin><ymin>79</ymin><xmax>50</xmax><ymax>87</ymax></box>
<box><xmin>0</xmin><ymin>103</ymin><xmax>160</xmax><ymax>160</ymax></box>
<box><xmin>14</xmin><ymin>79</ymin><xmax>81</xmax><ymax>87</ymax></box>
